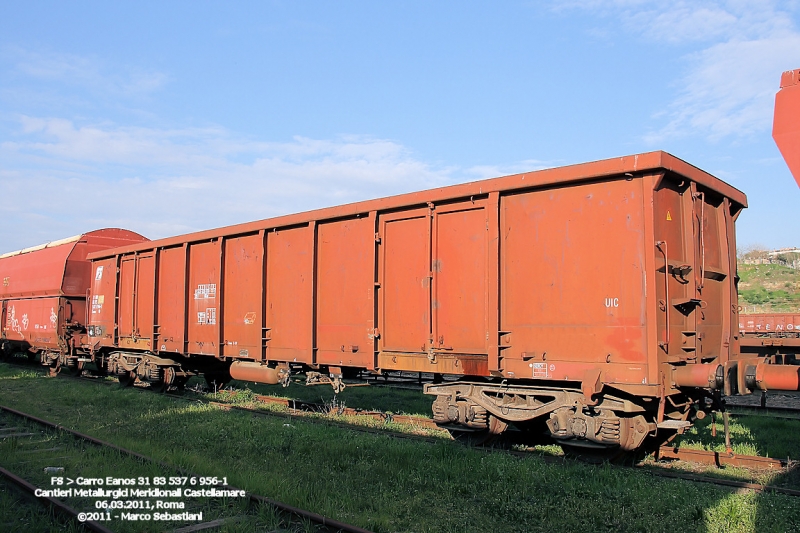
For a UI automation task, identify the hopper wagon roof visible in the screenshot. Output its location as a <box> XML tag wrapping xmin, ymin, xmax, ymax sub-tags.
<box><xmin>0</xmin><ymin>229</ymin><xmax>148</xmax><ymax>299</ymax></box>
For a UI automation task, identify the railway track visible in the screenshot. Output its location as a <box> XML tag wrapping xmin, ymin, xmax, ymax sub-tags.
<box><xmin>65</xmin><ymin>371</ymin><xmax>800</xmax><ymax>477</ymax></box>
<box><xmin>4</xmin><ymin>361</ymin><xmax>800</xmax><ymax>503</ymax></box>
<box><xmin>0</xmin><ymin>404</ymin><xmax>372</xmax><ymax>533</ymax></box>
<box><xmin>178</xmin><ymin>385</ymin><xmax>800</xmax><ymax>498</ymax></box>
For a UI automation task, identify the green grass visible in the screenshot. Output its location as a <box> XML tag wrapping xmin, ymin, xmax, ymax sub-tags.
<box><xmin>0</xmin><ymin>479</ymin><xmax>84</xmax><ymax>533</ymax></box>
<box><xmin>216</xmin><ymin>376</ymin><xmax>436</xmax><ymax>416</ymax></box>
<box><xmin>0</xmin><ymin>405</ymin><xmax>285</xmax><ymax>532</ymax></box>
<box><xmin>1</xmin><ymin>366</ymin><xmax>799</xmax><ymax>533</ymax></box>
<box><xmin>737</xmin><ymin>263</ymin><xmax>800</xmax><ymax>312</ymax></box>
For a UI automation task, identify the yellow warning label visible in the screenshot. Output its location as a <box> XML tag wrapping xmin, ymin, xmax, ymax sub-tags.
<box><xmin>666</xmin><ymin>211</ymin><xmax>672</xmax><ymax>221</ymax></box>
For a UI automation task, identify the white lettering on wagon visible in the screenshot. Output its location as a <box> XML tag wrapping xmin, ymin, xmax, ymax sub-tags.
<box><xmin>6</xmin><ymin>306</ymin><xmax>22</xmax><ymax>338</ymax></box>
<box><xmin>91</xmin><ymin>294</ymin><xmax>104</xmax><ymax>314</ymax></box>
<box><xmin>531</xmin><ymin>362</ymin><xmax>548</xmax><ymax>378</ymax></box>
<box><xmin>95</xmin><ymin>266</ymin><xmax>103</xmax><ymax>280</ymax></box>
<box><xmin>197</xmin><ymin>308</ymin><xmax>217</xmax><ymax>325</ymax></box>
<box><xmin>194</xmin><ymin>284</ymin><xmax>217</xmax><ymax>300</ymax></box>
<box><xmin>605</xmin><ymin>297</ymin><xmax>619</xmax><ymax>308</ymax></box>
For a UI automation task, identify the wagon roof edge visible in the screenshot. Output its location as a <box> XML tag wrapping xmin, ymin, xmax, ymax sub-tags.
<box><xmin>87</xmin><ymin>150</ymin><xmax>747</xmax><ymax>260</ymax></box>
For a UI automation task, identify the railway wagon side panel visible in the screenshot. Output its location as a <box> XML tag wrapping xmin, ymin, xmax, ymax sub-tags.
<box><xmin>499</xmin><ymin>177</ymin><xmax>649</xmax><ymax>384</ymax></box>
<box><xmin>266</xmin><ymin>225</ymin><xmax>313</xmax><ymax>364</ymax></box>
<box><xmin>116</xmin><ymin>253</ymin><xmax>155</xmax><ymax>352</ymax></box>
<box><xmin>379</xmin><ymin>209</ymin><xmax>431</xmax><ymax>355</ymax></box>
<box><xmin>316</xmin><ymin>216</ymin><xmax>375</xmax><ymax>368</ymax></box>
<box><xmin>156</xmin><ymin>246</ymin><xmax>187</xmax><ymax>354</ymax></box>
<box><xmin>2</xmin><ymin>297</ymin><xmax>63</xmax><ymax>349</ymax></box>
<box><xmin>188</xmin><ymin>241</ymin><xmax>221</xmax><ymax>357</ymax></box>
<box><xmin>432</xmin><ymin>202</ymin><xmax>489</xmax><ymax>355</ymax></box>
<box><xmin>222</xmin><ymin>234</ymin><xmax>264</xmax><ymax>360</ymax></box>
<box><xmin>377</xmin><ymin>199</ymin><xmax>491</xmax><ymax>374</ymax></box>
<box><xmin>89</xmin><ymin>258</ymin><xmax>118</xmax><ymax>347</ymax></box>
<box><xmin>117</xmin><ymin>257</ymin><xmax>135</xmax><ymax>345</ymax></box>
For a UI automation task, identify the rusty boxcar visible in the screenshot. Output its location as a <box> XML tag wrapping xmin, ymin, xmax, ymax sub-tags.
<box><xmin>82</xmin><ymin>150</ymin><xmax>800</xmax><ymax>452</ymax></box>
<box><xmin>737</xmin><ymin>312</ymin><xmax>800</xmax><ymax>364</ymax></box>
<box><xmin>0</xmin><ymin>229</ymin><xmax>148</xmax><ymax>372</ymax></box>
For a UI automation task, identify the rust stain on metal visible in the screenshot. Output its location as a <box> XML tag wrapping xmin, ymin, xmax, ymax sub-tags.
<box><xmin>656</xmin><ymin>445</ymin><xmax>786</xmax><ymax>470</ymax></box>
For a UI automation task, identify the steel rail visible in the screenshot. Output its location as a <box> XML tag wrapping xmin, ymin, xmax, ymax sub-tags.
<box><xmin>0</xmin><ymin>466</ymin><xmax>114</xmax><ymax>533</ymax></box>
<box><xmin>69</xmin><ymin>371</ymin><xmax>800</xmax><ymax>475</ymax></box>
<box><xmin>726</xmin><ymin>403</ymin><xmax>800</xmax><ymax>420</ymax></box>
<box><xmin>655</xmin><ymin>445</ymin><xmax>787</xmax><ymax>469</ymax></box>
<box><xmin>0</xmin><ymin>404</ymin><xmax>373</xmax><ymax>533</ymax></box>
<box><xmin>202</xmin><ymin>396</ymin><xmax>800</xmax><ymax>499</ymax></box>
<box><xmin>8</xmin><ymin>363</ymin><xmax>800</xmax><ymax>501</ymax></box>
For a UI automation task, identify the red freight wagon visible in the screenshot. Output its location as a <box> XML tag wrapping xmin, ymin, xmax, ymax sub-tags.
<box><xmin>740</xmin><ymin>313</ymin><xmax>800</xmax><ymax>336</ymax></box>
<box><xmin>88</xmin><ymin>151</ymin><xmax>798</xmax><ymax>451</ymax></box>
<box><xmin>737</xmin><ymin>313</ymin><xmax>800</xmax><ymax>361</ymax></box>
<box><xmin>0</xmin><ymin>229</ymin><xmax>148</xmax><ymax>372</ymax></box>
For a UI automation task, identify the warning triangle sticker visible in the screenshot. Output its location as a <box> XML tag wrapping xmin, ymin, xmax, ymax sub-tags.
<box><xmin>666</xmin><ymin>211</ymin><xmax>672</xmax><ymax>221</ymax></box>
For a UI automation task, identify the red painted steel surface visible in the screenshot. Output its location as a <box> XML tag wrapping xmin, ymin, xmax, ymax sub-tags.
<box><xmin>0</xmin><ymin>229</ymin><xmax>146</xmax><ymax>299</ymax></box>
<box><xmin>222</xmin><ymin>234</ymin><xmax>264</xmax><ymax>359</ymax></box>
<box><xmin>3</xmin><ymin>297</ymin><xmax>64</xmax><ymax>349</ymax></box>
<box><xmin>156</xmin><ymin>246</ymin><xmax>187</xmax><ymax>353</ymax></box>
<box><xmin>85</xmin><ymin>151</ymin><xmax>747</xmax><ymax>398</ymax></box>
<box><xmin>754</xmin><ymin>361</ymin><xmax>800</xmax><ymax>391</ymax></box>
<box><xmin>380</xmin><ymin>209</ymin><xmax>430</xmax><ymax>353</ymax></box>
<box><xmin>316</xmin><ymin>217</ymin><xmax>374</xmax><ymax>368</ymax></box>
<box><xmin>87</xmin><ymin>257</ymin><xmax>117</xmax><ymax>348</ymax></box>
<box><xmin>188</xmin><ymin>240</ymin><xmax>221</xmax><ymax>356</ymax></box>
<box><xmin>1</xmin><ymin>229</ymin><xmax>148</xmax><ymax>353</ymax></box>
<box><xmin>773</xmin><ymin>68</ymin><xmax>800</xmax><ymax>187</ymax></box>
<box><xmin>267</xmin><ymin>225</ymin><xmax>314</xmax><ymax>363</ymax></box>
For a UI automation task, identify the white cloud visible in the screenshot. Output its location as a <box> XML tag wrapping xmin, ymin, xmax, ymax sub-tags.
<box><xmin>2</xmin><ymin>117</ymin><xmax>551</xmax><ymax>252</ymax></box>
<box><xmin>553</xmin><ymin>0</ymin><xmax>800</xmax><ymax>141</ymax></box>
<box><xmin>646</xmin><ymin>33</ymin><xmax>800</xmax><ymax>142</ymax></box>
<box><xmin>0</xmin><ymin>116</ymin><xmax>559</xmax><ymax>252</ymax></box>
<box><xmin>3</xmin><ymin>46</ymin><xmax>168</xmax><ymax>97</ymax></box>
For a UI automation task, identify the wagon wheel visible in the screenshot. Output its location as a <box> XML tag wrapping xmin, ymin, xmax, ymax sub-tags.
<box><xmin>154</xmin><ymin>367</ymin><xmax>177</xmax><ymax>393</ymax></box>
<box><xmin>118</xmin><ymin>371</ymin><xmax>135</xmax><ymax>387</ymax></box>
<box><xmin>61</xmin><ymin>359</ymin><xmax>83</xmax><ymax>377</ymax></box>
<box><xmin>447</xmin><ymin>415</ymin><xmax>509</xmax><ymax>447</ymax></box>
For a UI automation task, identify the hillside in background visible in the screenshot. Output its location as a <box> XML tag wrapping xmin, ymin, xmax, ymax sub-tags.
<box><xmin>738</xmin><ymin>249</ymin><xmax>800</xmax><ymax>313</ymax></box>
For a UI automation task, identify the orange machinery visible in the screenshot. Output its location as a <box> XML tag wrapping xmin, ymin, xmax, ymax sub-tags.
<box><xmin>773</xmin><ymin>68</ymin><xmax>800</xmax><ymax>187</ymax></box>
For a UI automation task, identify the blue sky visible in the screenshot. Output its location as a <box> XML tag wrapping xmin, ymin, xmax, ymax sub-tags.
<box><xmin>1</xmin><ymin>1</ymin><xmax>799</xmax><ymax>253</ymax></box>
